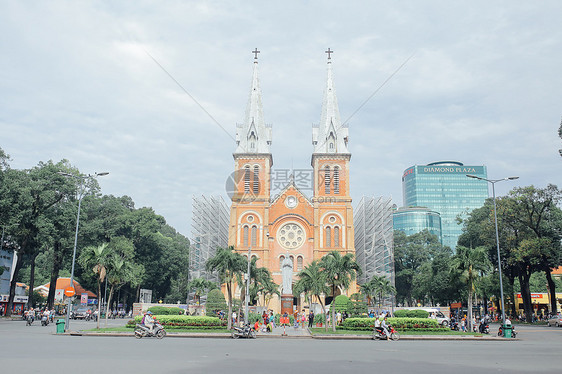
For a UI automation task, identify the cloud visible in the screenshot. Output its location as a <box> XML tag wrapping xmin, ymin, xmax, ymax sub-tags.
<box><xmin>1</xmin><ymin>1</ymin><xmax>561</xmax><ymax>236</ymax></box>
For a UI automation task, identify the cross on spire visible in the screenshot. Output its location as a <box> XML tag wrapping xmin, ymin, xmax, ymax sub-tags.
<box><xmin>252</xmin><ymin>48</ymin><xmax>260</xmax><ymax>60</ymax></box>
<box><xmin>325</xmin><ymin>48</ymin><xmax>333</xmax><ymax>60</ymax></box>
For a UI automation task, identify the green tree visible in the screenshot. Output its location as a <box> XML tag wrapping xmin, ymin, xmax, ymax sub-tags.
<box><xmin>79</xmin><ymin>243</ymin><xmax>111</xmax><ymax>329</ymax></box>
<box><xmin>319</xmin><ymin>251</ymin><xmax>361</xmax><ymax>332</ymax></box>
<box><xmin>1</xmin><ymin>160</ymin><xmax>74</xmax><ymax>315</ymax></box>
<box><xmin>293</xmin><ymin>260</ymin><xmax>329</xmax><ymax>331</ymax></box>
<box><xmin>205</xmin><ymin>246</ymin><xmax>246</xmax><ymax>329</ymax></box>
<box><xmin>393</xmin><ymin>230</ymin><xmax>437</xmax><ymax>306</ymax></box>
<box><xmin>103</xmin><ymin>236</ymin><xmax>137</xmax><ymax>327</ymax></box>
<box><xmin>187</xmin><ymin>278</ymin><xmax>217</xmax><ymax>304</ymax></box>
<box><xmin>359</xmin><ymin>281</ymin><xmax>376</xmax><ymax>307</ymax></box>
<box><xmin>205</xmin><ymin>288</ymin><xmax>227</xmax><ymax>316</ymax></box>
<box><xmin>451</xmin><ymin>246</ymin><xmax>490</xmax><ymax>331</ymax></box>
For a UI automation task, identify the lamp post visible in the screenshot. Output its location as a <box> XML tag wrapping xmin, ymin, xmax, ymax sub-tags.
<box><xmin>467</xmin><ymin>174</ymin><xmax>518</xmax><ymax>335</ymax></box>
<box><xmin>58</xmin><ymin>171</ymin><xmax>109</xmax><ymax>331</ymax></box>
<box><xmin>245</xmin><ymin>241</ymin><xmax>252</xmax><ymax>327</ymax></box>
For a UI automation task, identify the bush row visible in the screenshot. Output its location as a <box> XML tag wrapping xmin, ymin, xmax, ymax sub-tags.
<box><xmin>341</xmin><ymin>317</ymin><xmax>441</xmax><ymax>331</ymax></box>
<box><xmin>127</xmin><ymin>315</ymin><xmax>227</xmax><ymax>329</ymax></box>
<box><xmin>147</xmin><ymin>306</ymin><xmax>185</xmax><ymax>315</ymax></box>
<box><xmin>393</xmin><ymin>309</ymin><xmax>430</xmax><ymax>318</ymax></box>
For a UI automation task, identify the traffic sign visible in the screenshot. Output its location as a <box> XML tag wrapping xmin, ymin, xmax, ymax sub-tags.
<box><xmin>64</xmin><ymin>287</ymin><xmax>76</xmax><ymax>297</ymax></box>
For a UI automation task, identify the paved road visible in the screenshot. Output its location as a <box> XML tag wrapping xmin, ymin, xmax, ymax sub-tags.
<box><xmin>1</xmin><ymin>318</ymin><xmax>560</xmax><ymax>373</ymax></box>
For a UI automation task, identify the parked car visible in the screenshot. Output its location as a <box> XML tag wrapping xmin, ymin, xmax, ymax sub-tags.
<box><xmin>547</xmin><ymin>313</ymin><xmax>562</xmax><ymax>327</ymax></box>
<box><xmin>71</xmin><ymin>306</ymin><xmax>91</xmax><ymax>320</ymax></box>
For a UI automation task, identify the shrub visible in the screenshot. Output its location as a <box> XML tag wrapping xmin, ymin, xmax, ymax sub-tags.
<box><xmin>341</xmin><ymin>317</ymin><xmax>441</xmax><ymax>331</ymax></box>
<box><xmin>127</xmin><ymin>315</ymin><xmax>227</xmax><ymax>329</ymax></box>
<box><xmin>313</xmin><ymin>313</ymin><xmax>326</xmax><ymax>325</ymax></box>
<box><xmin>147</xmin><ymin>306</ymin><xmax>185</xmax><ymax>315</ymax></box>
<box><xmin>394</xmin><ymin>309</ymin><xmax>429</xmax><ymax>318</ymax></box>
<box><xmin>205</xmin><ymin>289</ymin><xmax>227</xmax><ymax>316</ymax></box>
<box><xmin>347</xmin><ymin>294</ymin><xmax>368</xmax><ymax>317</ymax></box>
<box><xmin>333</xmin><ymin>295</ymin><xmax>350</xmax><ymax>313</ymax></box>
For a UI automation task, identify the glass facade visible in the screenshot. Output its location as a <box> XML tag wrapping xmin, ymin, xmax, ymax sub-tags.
<box><xmin>393</xmin><ymin>207</ymin><xmax>442</xmax><ymax>243</ymax></box>
<box><xmin>402</xmin><ymin>161</ymin><xmax>488</xmax><ymax>250</ymax></box>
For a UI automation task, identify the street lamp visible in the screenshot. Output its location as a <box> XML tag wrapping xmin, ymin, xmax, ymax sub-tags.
<box><xmin>245</xmin><ymin>240</ymin><xmax>252</xmax><ymax>327</ymax></box>
<box><xmin>466</xmin><ymin>174</ymin><xmax>518</xmax><ymax>335</ymax></box>
<box><xmin>58</xmin><ymin>171</ymin><xmax>109</xmax><ymax>331</ymax></box>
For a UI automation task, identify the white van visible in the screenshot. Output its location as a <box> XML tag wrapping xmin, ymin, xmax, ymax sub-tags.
<box><xmin>423</xmin><ymin>308</ymin><xmax>450</xmax><ymax>326</ymax></box>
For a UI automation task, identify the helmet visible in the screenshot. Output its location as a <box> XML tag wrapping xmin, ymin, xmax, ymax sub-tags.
<box><xmin>147</xmin><ymin>311</ymin><xmax>152</xmax><ymax>315</ymax></box>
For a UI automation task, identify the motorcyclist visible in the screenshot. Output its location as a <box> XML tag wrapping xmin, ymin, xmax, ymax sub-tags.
<box><xmin>28</xmin><ymin>307</ymin><xmax>36</xmax><ymax>322</ymax></box>
<box><xmin>143</xmin><ymin>311</ymin><xmax>155</xmax><ymax>334</ymax></box>
<box><xmin>380</xmin><ymin>315</ymin><xmax>391</xmax><ymax>341</ymax></box>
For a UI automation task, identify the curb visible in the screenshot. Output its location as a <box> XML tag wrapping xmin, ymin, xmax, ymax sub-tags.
<box><xmin>312</xmin><ymin>334</ymin><xmax>520</xmax><ymax>341</ymax></box>
<box><xmin>59</xmin><ymin>331</ymin><xmax>518</xmax><ymax>341</ymax></box>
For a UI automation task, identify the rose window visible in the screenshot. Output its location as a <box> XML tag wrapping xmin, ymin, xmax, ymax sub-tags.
<box><xmin>277</xmin><ymin>223</ymin><xmax>305</xmax><ymax>250</ymax></box>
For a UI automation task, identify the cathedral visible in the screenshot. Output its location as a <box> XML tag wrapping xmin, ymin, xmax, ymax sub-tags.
<box><xmin>228</xmin><ymin>50</ymin><xmax>356</xmax><ymax>313</ymax></box>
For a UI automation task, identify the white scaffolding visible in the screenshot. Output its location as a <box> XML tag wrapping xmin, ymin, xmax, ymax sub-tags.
<box><xmin>354</xmin><ymin>196</ymin><xmax>395</xmax><ymax>307</ymax></box>
<box><xmin>190</xmin><ymin>195</ymin><xmax>229</xmax><ymax>284</ymax></box>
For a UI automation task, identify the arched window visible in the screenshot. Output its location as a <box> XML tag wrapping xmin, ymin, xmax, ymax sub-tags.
<box><xmin>243</xmin><ymin>226</ymin><xmax>249</xmax><ymax>247</ymax></box>
<box><xmin>333</xmin><ymin>166</ymin><xmax>340</xmax><ymax>194</ymax></box>
<box><xmin>251</xmin><ymin>226</ymin><xmax>257</xmax><ymax>247</ymax></box>
<box><xmin>289</xmin><ymin>255</ymin><xmax>295</xmax><ymax>271</ymax></box>
<box><xmin>279</xmin><ymin>255</ymin><xmax>285</xmax><ymax>270</ymax></box>
<box><xmin>324</xmin><ymin>166</ymin><xmax>331</xmax><ymax>194</ymax></box>
<box><xmin>244</xmin><ymin>166</ymin><xmax>251</xmax><ymax>193</ymax></box>
<box><xmin>253</xmin><ymin>166</ymin><xmax>259</xmax><ymax>194</ymax></box>
<box><xmin>334</xmin><ymin>226</ymin><xmax>340</xmax><ymax>247</ymax></box>
<box><xmin>325</xmin><ymin>226</ymin><xmax>331</xmax><ymax>248</ymax></box>
<box><xmin>297</xmin><ymin>256</ymin><xmax>303</xmax><ymax>271</ymax></box>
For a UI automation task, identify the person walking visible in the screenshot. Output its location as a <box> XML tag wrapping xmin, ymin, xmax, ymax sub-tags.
<box><xmin>308</xmin><ymin>311</ymin><xmax>314</xmax><ymax>328</ymax></box>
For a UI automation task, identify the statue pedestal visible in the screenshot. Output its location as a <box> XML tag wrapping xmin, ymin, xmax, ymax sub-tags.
<box><xmin>281</xmin><ymin>294</ymin><xmax>293</xmax><ymax>315</ymax></box>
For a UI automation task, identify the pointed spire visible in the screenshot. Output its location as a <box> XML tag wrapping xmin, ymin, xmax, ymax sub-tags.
<box><xmin>312</xmin><ymin>49</ymin><xmax>349</xmax><ymax>154</ymax></box>
<box><xmin>235</xmin><ymin>49</ymin><xmax>272</xmax><ymax>154</ymax></box>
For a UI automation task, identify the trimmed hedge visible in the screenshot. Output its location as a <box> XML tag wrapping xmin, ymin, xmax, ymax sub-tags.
<box><xmin>333</xmin><ymin>295</ymin><xmax>350</xmax><ymax>313</ymax></box>
<box><xmin>147</xmin><ymin>306</ymin><xmax>185</xmax><ymax>315</ymax></box>
<box><xmin>394</xmin><ymin>309</ymin><xmax>430</xmax><ymax>318</ymax></box>
<box><xmin>127</xmin><ymin>315</ymin><xmax>227</xmax><ymax>329</ymax></box>
<box><xmin>341</xmin><ymin>317</ymin><xmax>441</xmax><ymax>331</ymax></box>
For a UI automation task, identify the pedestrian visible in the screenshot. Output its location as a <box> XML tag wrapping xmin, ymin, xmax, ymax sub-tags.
<box><xmin>300</xmin><ymin>309</ymin><xmax>306</xmax><ymax>328</ymax></box>
<box><xmin>308</xmin><ymin>311</ymin><xmax>314</xmax><ymax>328</ymax></box>
<box><xmin>269</xmin><ymin>311</ymin><xmax>276</xmax><ymax>328</ymax></box>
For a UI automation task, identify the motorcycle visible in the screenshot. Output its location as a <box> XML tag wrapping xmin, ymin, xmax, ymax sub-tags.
<box><xmin>41</xmin><ymin>315</ymin><xmax>49</xmax><ymax>326</ymax></box>
<box><xmin>478</xmin><ymin>323</ymin><xmax>489</xmax><ymax>334</ymax></box>
<box><xmin>135</xmin><ymin>321</ymin><xmax>166</xmax><ymax>339</ymax></box>
<box><xmin>450</xmin><ymin>321</ymin><xmax>460</xmax><ymax>331</ymax></box>
<box><xmin>231</xmin><ymin>324</ymin><xmax>257</xmax><ymax>339</ymax></box>
<box><xmin>26</xmin><ymin>314</ymin><xmax>34</xmax><ymax>326</ymax></box>
<box><xmin>498</xmin><ymin>325</ymin><xmax>517</xmax><ymax>338</ymax></box>
<box><xmin>373</xmin><ymin>325</ymin><xmax>400</xmax><ymax>341</ymax></box>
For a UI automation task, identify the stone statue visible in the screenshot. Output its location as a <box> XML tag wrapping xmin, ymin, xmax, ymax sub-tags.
<box><xmin>281</xmin><ymin>255</ymin><xmax>293</xmax><ymax>295</ymax></box>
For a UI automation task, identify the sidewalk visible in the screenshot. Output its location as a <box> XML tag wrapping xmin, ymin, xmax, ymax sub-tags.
<box><xmin>256</xmin><ymin>324</ymin><xmax>312</xmax><ymax>338</ymax></box>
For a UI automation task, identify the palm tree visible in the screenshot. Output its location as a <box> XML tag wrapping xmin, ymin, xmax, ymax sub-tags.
<box><xmin>205</xmin><ymin>246</ymin><xmax>246</xmax><ymax>329</ymax></box>
<box><xmin>451</xmin><ymin>246</ymin><xmax>490</xmax><ymax>332</ymax></box>
<box><xmin>368</xmin><ymin>275</ymin><xmax>396</xmax><ymax>312</ymax></box>
<box><xmin>319</xmin><ymin>251</ymin><xmax>361</xmax><ymax>332</ymax></box>
<box><xmin>293</xmin><ymin>260</ymin><xmax>329</xmax><ymax>331</ymax></box>
<box><xmin>187</xmin><ymin>278</ymin><xmax>217</xmax><ymax>304</ymax></box>
<box><xmin>79</xmin><ymin>243</ymin><xmax>110</xmax><ymax>329</ymax></box>
<box><xmin>360</xmin><ymin>281</ymin><xmax>376</xmax><ymax>308</ymax></box>
<box><xmin>103</xmin><ymin>236</ymin><xmax>136</xmax><ymax>327</ymax></box>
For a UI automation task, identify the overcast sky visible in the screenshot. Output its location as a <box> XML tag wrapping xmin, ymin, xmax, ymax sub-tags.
<box><xmin>2</xmin><ymin>1</ymin><xmax>561</xmax><ymax>238</ymax></box>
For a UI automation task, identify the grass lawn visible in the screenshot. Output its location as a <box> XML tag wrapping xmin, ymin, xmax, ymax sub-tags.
<box><xmin>84</xmin><ymin>327</ymin><xmax>230</xmax><ymax>333</ymax></box>
<box><xmin>309</xmin><ymin>328</ymin><xmax>482</xmax><ymax>336</ymax></box>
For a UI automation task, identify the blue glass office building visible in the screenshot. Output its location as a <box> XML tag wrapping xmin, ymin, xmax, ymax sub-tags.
<box><xmin>393</xmin><ymin>207</ymin><xmax>442</xmax><ymax>243</ymax></box>
<box><xmin>402</xmin><ymin>161</ymin><xmax>488</xmax><ymax>250</ymax></box>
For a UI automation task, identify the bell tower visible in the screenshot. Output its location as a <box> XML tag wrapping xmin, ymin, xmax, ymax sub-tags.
<box><xmin>229</xmin><ymin>48</ymin><xmax>272</xmax><ymax>267</ymax></box>
<box><xmin>311</xmin><ymin>49</ymin><xmax>355</xmax><ymax>263</ymax></box>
